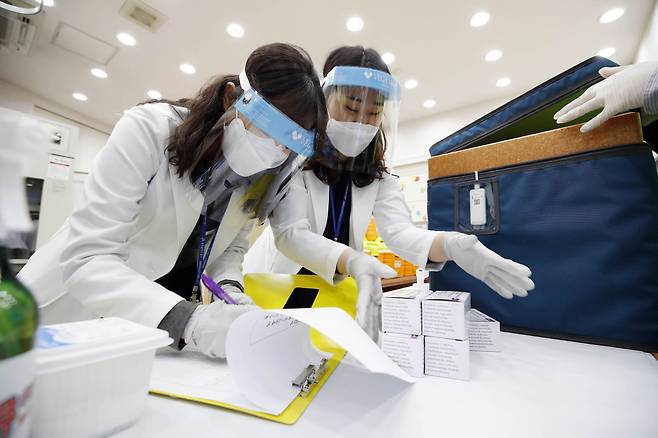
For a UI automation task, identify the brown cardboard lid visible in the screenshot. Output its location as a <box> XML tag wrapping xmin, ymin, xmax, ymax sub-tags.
<box><xmin>428</xmin><ymin>112</ymin><xmax>644</xmax><ymax>181</ymax></box>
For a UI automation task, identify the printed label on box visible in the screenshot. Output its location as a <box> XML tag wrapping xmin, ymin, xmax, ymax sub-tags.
<box><xmin>424</xmin><ymin>336</ymin><xmax>469</xmax><ymax>381</ymax></box>
<box><xmin>381</xmin><ymin>333</ymin><xmax>424</xmax><ymax>378</ymax></box>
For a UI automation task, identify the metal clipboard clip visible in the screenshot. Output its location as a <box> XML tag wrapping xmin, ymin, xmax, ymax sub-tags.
<box><xmin>291</xmin><ymin>358</ymin><xmax>329</xmax><ymax>397</ymax></box>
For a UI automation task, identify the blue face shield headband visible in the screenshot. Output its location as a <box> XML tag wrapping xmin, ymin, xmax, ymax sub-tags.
<box><xmin>235</xmin><ymin>71</ymin><xmax>316</xmax><ymax>158</ymax></box>
<box><xmin>322</xmin><ymin>66</ymin><xmax>401</xmax><ymax>102</ymax></box>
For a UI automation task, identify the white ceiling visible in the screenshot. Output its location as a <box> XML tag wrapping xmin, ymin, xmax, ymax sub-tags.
<box><xmin>0</xmin><ymin>0</ymin><xmax>655</xmax><ymax>128</ymax></box>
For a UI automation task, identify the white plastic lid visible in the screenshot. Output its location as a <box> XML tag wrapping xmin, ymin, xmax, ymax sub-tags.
<box><xmin>36</xmin><ymin>317</ymin><xmax>172</xmax><ymax>375</ymax></box>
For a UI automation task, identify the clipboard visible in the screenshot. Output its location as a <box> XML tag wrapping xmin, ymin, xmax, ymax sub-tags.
<box><xmin>149</xmin><ymin>275</ymin><xmax>361</xmax><ymax>424</ymax></box>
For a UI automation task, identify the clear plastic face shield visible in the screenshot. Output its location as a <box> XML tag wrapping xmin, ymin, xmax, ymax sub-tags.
<box><xmin>194</xmin><ymin>71</ymin><xmax>316</xmax><ymax>223</ymax></box>
<box><xmin>319</xmin><ymin>66</ymin><xmax>401</xmax><ymax>174</ymax></box>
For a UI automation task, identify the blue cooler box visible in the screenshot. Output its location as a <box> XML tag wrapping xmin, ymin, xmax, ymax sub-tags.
<box><xmin>427</xmin><ymin>57</ymin><xmax>658</xmax><ymax>351</ymax></box>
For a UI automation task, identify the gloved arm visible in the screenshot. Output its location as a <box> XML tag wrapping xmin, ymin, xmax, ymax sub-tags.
<box><xmin>554</xmin><ymin>62</ymin><xmax>658</xmax><ymax>132</ymax></box>
<box><xmin>183</xmin><ymin>300</ymin><xmax>259</xmax><ymax>358</ymax></box>
<box><xmin>338</xmin><ymin>250</ymin><xmax>397</xmax><ymax>341</ymax></box>
<box><xmin>429</xmin><ymin>232</ymin><xmax>534</xmax><ymax>299</ymax></box>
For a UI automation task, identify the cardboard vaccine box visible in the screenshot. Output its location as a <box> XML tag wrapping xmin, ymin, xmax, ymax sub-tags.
<box><xmin>469</xmin><ymin>309</ymin><xmax>501</xmax><ymax>352</ymax></box>
<box><xmin>421</xmin><ymin>291</ymin><xmax>470</xmax><ymax>340</ymax></box>
<box><xmin>381</xmin><ymin>332</ymin><xmax>424</xmax><ymax>378</ymax></box>
<box><xmin>424</xmin><ymin>336</ymin><xmax>470</xmax><ymax>381</ymax></box>
<box><xmin>382</xmin><ymin>270</ymin><xmax>431</xmax><ymax>335</ymax></box>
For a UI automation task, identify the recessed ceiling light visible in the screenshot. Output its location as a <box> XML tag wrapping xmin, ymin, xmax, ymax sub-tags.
<box><xmin>404</xmin><ymin>79</ymin><xmax>418</xmax><ymax>89</ymax></box>
<box><xmin>90</xmin><ymin>68</ymin><xmax>108</xmax><ymax>79</ymax></box>
<box><xmin>423</xmin><ymin>99</ymin><xmax>436</xmax><ymax>108</ymax></box>
<box><xmin>40</xmin><ymin>0</ymin><xmax>55</xmax><ymax>7</ymax></box>
<box><xmin>72</xmin><ymin>92</ymin><xmax>88</xmax><ymax>101</ymax></box>
<box><xmin>470</xmin><ymin>11</ymin><xmax>490</xmax><ymax>27</ymax></box>
<box><xmin>346</xmin><ymin>16</ymin><xmax>364</xmax><ymax>32</ymax></box>
<box><xmin>496</xmin><ymin>77</ymin><xmax>511</xmax><ymax>88</ymax></box>
<box><xmin>596</xmin><ymin>47</ymin><xmax>616</xmax><ymax>57</ymax></box>
<box><xmin>147</xmin><ymin>90</ymin><xmax>162</xmax><ymax>100</ymax></box>
<box><xmin>599</xmin><ymin>7</ymin><xmax>624</xmax><ymax>24</ymax></box>
<box><xmin>116</xmin><ymin>32</ymin><xmax>136</xmax><ymax>46</ymax></box>
<box><xmin>485</xmin><ymin>49</ymin><xmax>503</xmax><ymax>62</ymax></box>
<box><xmin>179</xmin><ymin>63</ymin><xmax>196</xmax><ymax>75</ymax></box>
<box><xmin>381</xmin><ymin>52</ymin><xmax>395</xmax><ymax>65</ymax></box>
<box><xmin>226</xmin><ymin>23</ymin><xmax>245</xmax><ymax>38</ymax></box>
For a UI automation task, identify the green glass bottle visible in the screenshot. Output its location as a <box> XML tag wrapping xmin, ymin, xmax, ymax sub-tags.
<box><xmin>0</xmin><ymin>245</ymin><xmax>38</xmax><ymax>438</ymax></box>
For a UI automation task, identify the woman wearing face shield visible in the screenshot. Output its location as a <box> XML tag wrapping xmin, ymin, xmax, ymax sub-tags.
<box><xmin>247</xmin><ymin>46</ymin><xmax>535</xmax><ymax>341</ymax></box>
<box><xmin>18</xmin><ymin>43</ymin><xmax>328</xmax><ymax>359</ymax></box>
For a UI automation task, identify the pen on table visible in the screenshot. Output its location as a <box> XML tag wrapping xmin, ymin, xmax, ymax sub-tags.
<box><xmin>201</xmin><ymin>274</ymin><xmax>238</xmax><ymax>305</ymax></box>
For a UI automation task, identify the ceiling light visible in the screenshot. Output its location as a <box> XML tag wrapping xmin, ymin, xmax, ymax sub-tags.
<box><xmin>179</xmin><ymin>63</ymin><xmax>196</xmax><ymax>75</ymax></box>
<box><xmin>496</xmin><ymin>77</ymin><xmax>511</xmax><ymax>88</ymax></box>
<box><xmin>226</xmin><ymin>23</ymin><xmax>245</xmax><ymax>38</ymax></box>
<box><xmin>72</xmin><ymin>92</ymin><xmax>88</xmax><ymax>101</ymax></box>
<box><xmin>404</xmin><ymin>79</ymin><xmax>418</xmax><ymax>89</ymax></box>
<box><xmin>599</xmin><ymin>8</ymin><xmax>624</xmax><ymax>24</ymax></box>
<box><xmin>423</xmin><ymin>99</ymin><xmax>436</xmax><ymax>108</ymax></box>
<box><xmin>381</xmin><ymin>52</ymin><xmax>395</xmax><ymax>65</ymax></box>
<box><xmin>470</xmin><ymin>11</ymin><xmax>490</xmax><ymax>27</ymax></box>
<box><xmin>485</xmin><ymin>49</ymin><xmax>503</xmax><ymax>62</ymax></box>
<box><xmin>147</xmin><ymin>90</ymin><xmax>162</xmax><ymax>100</ymax></box>
<box><xmin>116</xmin><ymin>32</ymin><xmax>136</xmax><ymax>46</ymax></box>
<box><xmin>346</xmin><ymin>16</ymin><xmax>364</xmax><ymax>32</ymax></box>
<box><xmin>596</xmin><ymin>47</ymin><xmax>616</xmax><ymax>57</ymax></box>
<box><xmin>90</xmin><ymin>68</ymin><xmax>108</xmax><ymax>79</ymax></box>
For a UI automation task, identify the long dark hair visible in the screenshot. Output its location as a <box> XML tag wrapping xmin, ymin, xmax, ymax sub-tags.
<box><xmin>311</xmin><ymin>45</ymin><xmax>390</xmax><ymax>187</ymax></box>
<box><xmin>142</xmin><ymin>43</ymin><xmax>327</xmax><ymax>182</ymax></box>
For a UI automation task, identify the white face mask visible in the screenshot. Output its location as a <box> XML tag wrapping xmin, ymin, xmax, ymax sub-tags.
<box><xmin>326</xmin><ymin>118</ymin><xmax>380</xmax><ymax>157</ymax></box>
<box><xmin>222</xmin><ymin>118</ymin><xmax>288</xmax><ymax>177</ymax></box>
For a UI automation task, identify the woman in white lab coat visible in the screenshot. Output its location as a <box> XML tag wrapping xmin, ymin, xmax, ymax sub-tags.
<box><xmin>246</xmin><ymin>46</ymin><xmax>535</xmax><ymax>338</ymax></box>
<box><xmin>18</xmin><ymin>43</ymin><xmax>330</xmax><ymax>358</ymax></box>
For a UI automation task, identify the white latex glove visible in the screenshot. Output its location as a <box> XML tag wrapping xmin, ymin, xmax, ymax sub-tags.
<box><xmin>344</xmin><ymin>251</ymin><xmax>397</xmax><ymax>341</ymax></box>
<box><xmin>443</xmin><ymin>232</ymin><xmax>534</xmax><ymax>299</ymax></box>
<box><xmin>213</xmin><ymin>283</ymin><xmax>255</xmax><ymax>305</ymax></box>
<box><xmin>554</xmin><ymin>62</ymin><xmax>658</xmax><ymax>132</ymax></box>
<box><xmin>183</xmin><ymin>301</ymin><xmax>259</xmax><ymax>358</ymax></box>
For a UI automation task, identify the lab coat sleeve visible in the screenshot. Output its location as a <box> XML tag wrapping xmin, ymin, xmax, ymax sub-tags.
<box><xmin>205</xmin><ymin>220</ymin><xmax>255</xmax><ymax>288</ymax></box>
<box><xmin>59</xmin><ymin>106</ymin><xmax>185</xmax><ymax>328</ymax></box>
<box><xmin>269</xmin><ymin>174</ymin><xmax>347</xmax><ymax>285</ymax></box>
<box><xmin>373</xmin><ymin>174</ymin><xmax>442</xmax><ymax>269</ymax></box>
<box><xmin>644</xmin><ymin>67</ymin><xmax>658</xmax><ymax>115</ymax></box>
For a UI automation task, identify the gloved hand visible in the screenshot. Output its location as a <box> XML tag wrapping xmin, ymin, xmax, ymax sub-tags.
<box><xmin>554</xmin><ymin>62</ymin><xmax>658</xmax><ymax>132</ymax></box>
<box><xmin>344</xmin><ymin>251</ymin><xmax>397</xmax><ymax>341</ymax></box>
<box><xmin>212</xmin><ymin>283</ymin><xmax>255</xmax><ymax>305</ymax></box>
<box><xmin>183</xmin><ymin>300</ymin><xmax>259</xmax><ymax>358</ymax></box>
<box><xmin>442</xmin><ymin>232</ymin><xmax>534</xmax><ymax>299</ymax></box>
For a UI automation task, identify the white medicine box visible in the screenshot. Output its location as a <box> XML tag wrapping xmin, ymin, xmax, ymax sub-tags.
<box><xmin>424</xmin><ymin>336</ymin><xmax>470</xmax><ymax>381</ymax></box>
<box><xmin>421</xmin><ymin>291</ymin><xmax>470</xmax><ymax>340</ymax></box>
<box><xmin>382</xmin><ymin>286</ymin><xmax>429</xmax><ymax>335</ymax></box>
<box><xmin>381</xmin><ymin>332</ymin><xmax>424</xmax><ymax>378</ymax></box>
<box><xmin>469</xmin><ymin>309</ymin><xmax>501</xmax><ymax>352</ymax></box>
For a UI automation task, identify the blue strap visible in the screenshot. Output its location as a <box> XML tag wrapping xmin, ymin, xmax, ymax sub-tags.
<box><xmin>195</xmin><ymin>213</ymin><xmax>219</xmax><ymax>291</ymax></box>
<box><xmin>328</xmin><ymin>183</ymin><xmax>350</xmax><ymax>242</ymax></box>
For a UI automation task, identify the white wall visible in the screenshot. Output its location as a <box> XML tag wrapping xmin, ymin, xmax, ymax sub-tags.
<box><xmin>0</xmin><ymin>79</ymin><xmax>112</xmax><ymax>173</ymax></box>
<box><xmin>635</xmin><ymin>0</ymin><xmax>658</xmax><ymax>62</ymax></box>
<box><xmin>0</xmin><ymin>79</ymin><xmax>112</xmax><ymax>247</ymax></box>
<box><xmin>392</xmin><ymin>95</ymin><xmax>512</xmax><ymax>177</ymax></box>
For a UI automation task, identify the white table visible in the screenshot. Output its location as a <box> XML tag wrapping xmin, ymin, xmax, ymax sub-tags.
<box><xmin>115</xmin><ymin>333</ymin><xmax>658</xmax><ymax>438</ymax></box>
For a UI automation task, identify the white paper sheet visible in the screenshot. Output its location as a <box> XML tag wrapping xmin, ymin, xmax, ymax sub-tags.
<box><xmin>150</xmin><ymin>307</ymin><xmax>414</xmax><ymax>416</ymax></box>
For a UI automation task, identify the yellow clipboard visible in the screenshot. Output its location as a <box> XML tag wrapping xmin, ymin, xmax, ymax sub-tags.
<box><xmin>150</xmin><ymin>274</ymin><xmax>358</xmax><ymax>425</ymax></box>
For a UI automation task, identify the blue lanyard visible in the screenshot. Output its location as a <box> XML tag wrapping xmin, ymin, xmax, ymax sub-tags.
<box><xmin>195</xmin><ymin>213</ymin><xmax>218</xmax><ymax>293</ymax></box>
<box><xmin>328</xmin><ymin>183</ymin><xmax>350</xmax><ymax>242</ymax></box>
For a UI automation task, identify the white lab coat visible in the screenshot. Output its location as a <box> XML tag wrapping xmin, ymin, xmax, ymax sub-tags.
<box><xmin>245</xmin><ymin>169</ymin><xmax>439</xmax><ymax>277</ymax></box>
<box><xmin>18</xmin><ymin>104</ymin><xmax>256</xmax><ymax>327</ymax></box>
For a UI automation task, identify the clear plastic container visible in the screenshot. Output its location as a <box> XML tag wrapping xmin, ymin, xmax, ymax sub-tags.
<box><xmin>33</xmin><ymin>318</ymin><xmax>171</xmax><ymax>438</ymax></box>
